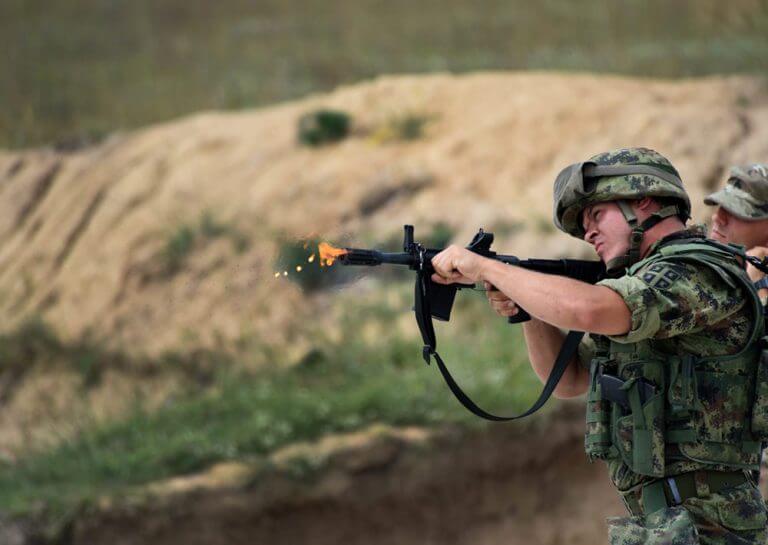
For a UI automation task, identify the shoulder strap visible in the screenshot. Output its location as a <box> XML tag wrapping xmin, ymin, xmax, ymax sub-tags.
<box><xmin>414</xmin><ymin>269</ymin><xmax>582</xmax><ymax>422</ymax></box>
<box><xmin>646</xmin><ymin>239</ymin><xmax>765</xmax><ymax>350</ymax></box>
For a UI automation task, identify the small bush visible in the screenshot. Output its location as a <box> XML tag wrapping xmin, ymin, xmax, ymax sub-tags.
<box><xmin>199</xmin><ymin>212</ymin><xmax>229</xmax><ymax>238</ymax></box>
<box><xmin>297</xmin><ymin>109</ymin><xmax>351</xmax><ymax>147</ymax></box>
<box><xmin>163</xmin><ymin>225</ymin><xmax>196</xmax><ymax>274</ymax></box>
<box><xmin>427</xmin><ymin>222</ymin><xmax>455</xmax><ymax>248</ymax></box>
<box><xmin>160</xmin><ymin>212</ymin><xmax>251</xmax><ymax>275</ymax></box>
<box><xmin>371</xmin><ymin>112</ymin><xmax>434</xmax><ymax>143</ymax></box>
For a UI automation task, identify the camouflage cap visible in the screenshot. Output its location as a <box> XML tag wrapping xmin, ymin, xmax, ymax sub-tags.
<box><xmin>554</xmin><ymin>147</ymin><xmax>691</xmax><ymax>238</ymax></box>
<box><xmin>704</xmin><ymin>164</ymin><xmax>768</xmax><ymax>220</ymax></box>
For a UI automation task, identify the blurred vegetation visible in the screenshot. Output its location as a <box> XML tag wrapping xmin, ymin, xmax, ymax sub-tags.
<box><xmin>0</xmin><ymin>285</ymin><xmax>544</xmax><ymax>521</ymax></box>
<box><xmin>427</xmin><ymin>222</ymin><xmax>456</xmax><ymax>248</ymax></box>
<box><xmin>370</xmin><ymin>111</ymin><xmax>434</xmax><ymax>143</ymax></box>
<box><xmin>297</xmin><ymin>109</ymin><xmax>351</xmax><ymax>146</ymax></box>
<box><xmin>161</xmin><ymin>211</ymin><xmax>249</xmax><ymax>275</ymax></box>
<box><xmin>2</xmin><ymin>0</ymin><xmax>768</xmax><ymax>148</ymax></box>
<box><xmin>0</xmin><ymin>316</ymin><xmax>227</xmax><ymax>390</ymax></box>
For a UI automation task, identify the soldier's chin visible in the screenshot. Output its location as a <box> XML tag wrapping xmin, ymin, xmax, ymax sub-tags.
<box><xmin>709</xmin><ymin>229</ymin><xmax>727</xmax><ymax>243</ymax></box>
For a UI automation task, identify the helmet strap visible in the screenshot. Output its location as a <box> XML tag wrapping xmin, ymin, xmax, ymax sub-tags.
<box><xmin>605</xmin><ymin>202</ymin><xmax>680</xmax><ymax>274</ymax></box>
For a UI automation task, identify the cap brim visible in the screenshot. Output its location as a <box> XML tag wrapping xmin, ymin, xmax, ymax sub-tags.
<box><xmin>704</xmin><ymin>189</ymin><xmax>766</xmax><ymax>221</ymax></box>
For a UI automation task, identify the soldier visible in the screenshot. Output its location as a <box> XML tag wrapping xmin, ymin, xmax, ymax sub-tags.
<box><xmin>705</xmin><ymin>164</ymin><xmax>768</xmax><ymax>303</ymax></box>
<box><xmin>430</xmin><ymin>148</ymin><xmax>767</xmax><ymax>544</ymax></box>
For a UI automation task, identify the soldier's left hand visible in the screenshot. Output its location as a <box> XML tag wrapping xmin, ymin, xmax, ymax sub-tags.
<box><xmin>431</xmin><ymin>245</ymin><xmax>487</xmax><ymax>285</ymax></box>
<box><xmin>747</xmin><ymin>246</ymin><xmax>768</xmax><ymax>283</ymax></box>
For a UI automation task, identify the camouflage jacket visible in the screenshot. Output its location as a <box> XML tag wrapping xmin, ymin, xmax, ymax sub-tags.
<box><xmin>579</xmin><ymin>228</ymin><xmax>760</xmax><ymax>492</ymax></box>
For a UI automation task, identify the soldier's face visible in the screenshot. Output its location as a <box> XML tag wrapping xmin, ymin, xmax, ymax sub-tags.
<box><xmin>709</xmin><ymin>206</ymin><xmax>768</xmax><ymax>249</ymax></box>
<box><xmin>582</xmin><ymin>202</ymin><xmax>632</xmax><ymax>264</ymax></box>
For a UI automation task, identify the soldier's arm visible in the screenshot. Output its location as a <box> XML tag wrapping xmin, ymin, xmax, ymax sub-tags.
<box><xmin>521</xmin><ymin>318</ymin><xmax>590</xmax><ymax>398</ymax></box>
<box><xmin>479</xmin><ymin>259</ymin><xmax>632</xmax><ymax>335</ymax></box>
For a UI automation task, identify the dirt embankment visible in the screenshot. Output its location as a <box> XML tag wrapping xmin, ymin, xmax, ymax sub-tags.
<box><xmin>64</xmin><ymin>403</ymin><xmax>623</xmax><ymax>545</ymax></box>
<box><xmin>2</xmin><ymin>72</ymin><xmax>768</xmax><ymax>454</ymax></box>
<box><xmin>0</xmin><ymin>73</ymin><xmax>767</xmax><ymax>359</ymax></box>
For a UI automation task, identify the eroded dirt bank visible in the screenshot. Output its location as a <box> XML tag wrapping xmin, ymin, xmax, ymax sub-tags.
<box><xmin>3</xmin><ymin>72</ymin><xmax>768</xmax><ymax>455</ymax></box>
<box><xmin>68</xmin><ymin>403</ymin><xmax>623</xmax><ymax>545</ymax></box>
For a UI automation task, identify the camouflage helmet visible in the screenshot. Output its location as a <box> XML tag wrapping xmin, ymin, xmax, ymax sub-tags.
<box><xmin>704</xmin><ymin>163</ymin><xmax>768</xmax><ymax>221</ymax></box>
<box><xmin>553</xmin><ymin>147</ymin><xmax>691</xmax><ymax>239</ymax></box>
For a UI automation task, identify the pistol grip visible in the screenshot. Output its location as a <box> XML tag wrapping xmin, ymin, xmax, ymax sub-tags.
<box><xmin>507</xmin><ymin>309</ymin><xmax>531</xmax><ymax>324</ymax></box>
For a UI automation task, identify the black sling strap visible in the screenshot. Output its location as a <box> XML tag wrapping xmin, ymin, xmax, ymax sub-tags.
<box><xmin>414</xmin><ymin>268</ymin><xmax>584</xmax><ymax>422</ymax></box>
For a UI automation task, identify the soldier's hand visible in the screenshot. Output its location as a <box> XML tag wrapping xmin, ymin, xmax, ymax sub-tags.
<box><xmin>484</xmin><ymin>281</ymin><xmax>519</xmax><ymax>317</ymax></box>
<box><xmin>746</xmin><ymin>246</ymin><xmax>768</xmax><ymax>283</ymax></box>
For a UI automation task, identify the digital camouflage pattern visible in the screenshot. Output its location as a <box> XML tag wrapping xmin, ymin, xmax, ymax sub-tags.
<box><xmin>597</xmin><ymin>238</ymin><xmax>751</xmax><ymax>352</ymax></box>
<box><xmin>592</xmin><ymin>233</ymin><xmax>757</xmax><ymax>490</ymax></box>
<box><xmin>608</xmin><ymin>506</ymin><xmax>699</xmax><ymax>545</ymax></box>
<box><xmin>581</xmin><ymin>231</ymin><xmax>768</xmax><ymax>544</ymax></box>
<box><xmin>554</xmin><ymin>147</ymin><xmax>691</xmax><ymax>239</ymax></box>
<box><xmin>609</xmin><ymin>483</ymin><xmax>767</xmax><ymax>545</ymax></box>
<box><xmin>704</xmin><ymin>164</ymin><xmax>768</xmax><ymax>220</ymax></box>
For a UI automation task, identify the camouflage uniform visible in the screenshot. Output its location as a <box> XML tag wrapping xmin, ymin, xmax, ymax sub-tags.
<box><xmin>579</xmin><ymin>228</ymin><xmax>767</xmax><ymax>544</ymax></box>
<box><xmin>554</xmin><ymin>149</ymin><xmax>768</xmax><ymax>544</ymax></box>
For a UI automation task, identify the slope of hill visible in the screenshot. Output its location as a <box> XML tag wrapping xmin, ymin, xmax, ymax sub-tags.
<box><xmin>1</xmin><ymin>72</ymin><xmax>766</xmax><ymax>358</ymax></box>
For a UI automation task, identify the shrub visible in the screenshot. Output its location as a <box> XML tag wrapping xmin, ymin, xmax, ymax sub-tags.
<box><xmin>297</xmin><ymin>109</ymin><xmax>351</xmax><ymax>147</ymax></box>
<box><xmin>370</xmin><ymin>112</ymin><xmax>434</xmax><ymax>143</ymax></box>
<box><xmin>427</xmin><ymin>222</ymin><xmax>455</xmax><ymax>248</ymax></box>
<box><xmin>163</xmin><ymin>225</ymin><xmax>196</xmax><ymax>274</ymax></box>
<box><xmin>160</xmin><ymin>212</ymin><xmax>251</xmax><ymax>275</ymax></box>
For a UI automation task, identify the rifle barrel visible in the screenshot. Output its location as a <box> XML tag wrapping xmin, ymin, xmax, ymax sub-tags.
<box><xmin>339</xmin><ymin>248</ymin><xmax>604</xmax><ymax>283</ymax></box>
<box><xmin>338</xmin><ymin>249</ymin><xmax>415</xmax><ymax>267</ymax></box>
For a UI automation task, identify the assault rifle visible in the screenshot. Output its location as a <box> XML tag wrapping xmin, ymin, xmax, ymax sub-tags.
<box><xmin>332</xmin><ymin>225</ymin><xmax>606</xmax><ymax>421</ymax></box>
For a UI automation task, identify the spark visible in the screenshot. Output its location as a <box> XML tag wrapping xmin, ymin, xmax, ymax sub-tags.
<box><xmin>318</xmin><ymin>242</ymin><xmax>348</xmax><ymax>266</ymax></box>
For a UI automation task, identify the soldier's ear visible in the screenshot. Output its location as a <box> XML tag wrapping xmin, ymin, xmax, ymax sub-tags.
<box><xmin>635</xmin><ymin>197</ymin><xmax>656</xmax><ymax>211</ymax></box>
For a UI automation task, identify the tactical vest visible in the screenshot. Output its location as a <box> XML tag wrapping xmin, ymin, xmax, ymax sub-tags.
<box><xmin>585</xmin><ymin>239</ymin><xmax>767</xmax><ymax>478</ymax></box>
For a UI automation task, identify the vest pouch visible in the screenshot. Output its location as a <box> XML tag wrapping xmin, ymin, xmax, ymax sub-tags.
<box><xmin>679</xmin><ymin>356</ymin><xmax>762</xmax><ymax>466</ymax></box>
<box><xmin>749</xmin><ymin>346</ymin><xmax>768</xmax><ymax>440</ymax></box>
<box><xmin>613</xmin><ymin>361</ymin><xmax>666</xmax><ymax>477</ymax></box>
<box><xmin>585</xmin><ymin>358</ymin><xmax>615</xmax><ymax>461</ymax></box>
<box><xmin>666</xmin><ymin>355</ymin><xmax>699</xmax><ymax>444</ymax></box>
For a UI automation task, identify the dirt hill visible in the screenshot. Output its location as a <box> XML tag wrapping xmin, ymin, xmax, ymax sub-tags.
<box><xmin>1</xmin><ymin>72</ymin><xmax>766</xmax><ymax>359</ymax></box>
<box><xmin>1</xmin><ymin>71</ymin><xmax>767</xmax><ymax>455</ymax></box>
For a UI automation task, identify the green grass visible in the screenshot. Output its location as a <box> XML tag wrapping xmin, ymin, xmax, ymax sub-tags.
<box><xmin>1</xmin><ymin>0</ymin><xmax>767</xmax><ymax>148</ymax></box>
<box><xmin>0</xmin><ymin>288</ymin><xmax>544</xmax><ymax>524</ymax></box>
<box><xmin>0</xmin><ymin>315</ymin><xmax>230</xmax><ymax>390</ymax></box>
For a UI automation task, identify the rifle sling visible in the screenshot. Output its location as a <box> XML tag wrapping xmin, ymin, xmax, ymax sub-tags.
<box><xmin>415</xmin><ymin>269</ymin><xmax>582</xmax><ymax>422</ymax></box>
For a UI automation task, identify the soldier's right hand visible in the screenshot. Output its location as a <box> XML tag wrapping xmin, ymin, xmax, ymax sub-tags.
<box><xmin>746</xmin><ymin>246</ymin><xmax>768</xmax><ymax>283</ymax></box>
<box><xmin>484</xmin><ymin>281</ymin><xmax>519</xmax><ymax>317</ymax></box>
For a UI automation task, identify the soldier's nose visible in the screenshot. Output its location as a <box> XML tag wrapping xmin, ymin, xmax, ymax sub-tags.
<box><xmin>713</xmin><ymin>207</ymin><xmax>728</xmax><ymax>226</ymax></box>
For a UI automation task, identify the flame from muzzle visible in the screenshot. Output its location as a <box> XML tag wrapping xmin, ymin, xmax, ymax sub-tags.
<box><xmin>318</xmin><ymin>242</ymin><xmax>349</xmax><ymax>266</ymax></box>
